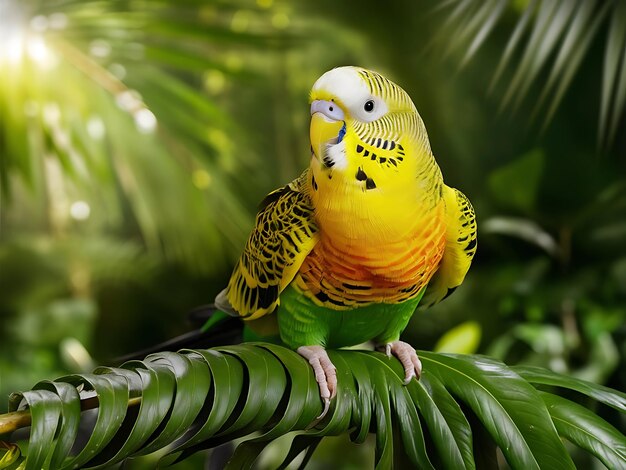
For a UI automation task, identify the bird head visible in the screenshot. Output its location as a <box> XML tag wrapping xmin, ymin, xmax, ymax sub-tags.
<box><xmin>309</xmin><ymin>66</ymin><xmax>432</xmax><ymax>177</ymax></box>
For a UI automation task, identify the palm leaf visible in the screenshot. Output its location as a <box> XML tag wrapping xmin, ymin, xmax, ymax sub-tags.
<box><xmin>437</xmin><ymin>0</ymin><xmax>626</xmax><ymax>148</ymax></box>
<box><xmin>1</xmin><ymin>344</ymin><xmax>625</xmax><ymax>469</ymax></box>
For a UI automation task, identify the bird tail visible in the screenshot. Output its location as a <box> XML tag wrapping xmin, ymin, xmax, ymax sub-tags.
<box><xmin>195</xmin><ymin>305</ymin><xmax>231</xmax><ymax>333</ymax></box>
<box><xmin>113</xmin><ymin>304</ymin><xmax>242</xmax><ymax>364</ymax></box>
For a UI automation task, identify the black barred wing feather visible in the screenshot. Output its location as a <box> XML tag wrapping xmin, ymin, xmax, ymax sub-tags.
<box><xmin>420</xmin><ymin>185</ymin><xmax>477</xmax><ymax>309</ymax></box>
<box><xmin>215</xmin><ymin>172</ymin><xmax>318</xmax><ymax>320</ymax></box>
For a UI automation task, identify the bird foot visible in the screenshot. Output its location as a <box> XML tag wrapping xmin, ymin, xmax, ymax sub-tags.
<box><xmin>297</xmin><ymin>345</ymin><xmax>337</xmax><ymax>420</ymax></box>
<box><xmin>378</xmin><ymin>340</ymin><xmax>422</xmax><ymax>384</ymax></box>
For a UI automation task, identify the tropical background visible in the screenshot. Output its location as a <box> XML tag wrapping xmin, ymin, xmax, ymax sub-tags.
<box><xmin>1</xmin><ymin>0</ymin><xmax>625</xmax><ymax>467</ymax></box>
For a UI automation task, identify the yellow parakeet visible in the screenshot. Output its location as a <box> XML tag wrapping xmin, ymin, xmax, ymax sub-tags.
<box><xmin>215</xmin><ymin>66</ymin><xmax>477</xmax><ymax>416</ymax></box>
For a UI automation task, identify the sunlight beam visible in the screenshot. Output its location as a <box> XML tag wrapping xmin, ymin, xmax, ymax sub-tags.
<box><xmin>0</xmin><ymin>0</ymin><xmax>26</xmax><ymax>65</ymax></box>
<box><xmin>0</xmin><ymin>0</ymin><xmax>57</xmax><ymax>68</ymax></box>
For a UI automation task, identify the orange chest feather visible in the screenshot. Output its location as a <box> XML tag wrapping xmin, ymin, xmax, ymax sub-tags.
<box><xmin>294</xmin><ymin>206</ymin><xmax>447</xmax><ymax>307</ymax></box>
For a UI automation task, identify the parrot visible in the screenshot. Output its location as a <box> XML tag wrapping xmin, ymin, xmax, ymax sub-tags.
<box><xmin>215</xmin><ymin>66</ymin><xmax>477</xmax><ymax>417</ymax></box>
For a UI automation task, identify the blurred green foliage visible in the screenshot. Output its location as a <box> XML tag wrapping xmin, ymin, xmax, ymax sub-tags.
<box><xmin>1</xmin><ymin>0</ymin><xmax>626</xmax><ymax>466</ymax></box>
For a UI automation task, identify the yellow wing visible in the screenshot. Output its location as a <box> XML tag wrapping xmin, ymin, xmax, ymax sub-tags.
<box><xmin>420</xmin><ymin>185</ymin><xmax>477</xmax><ymax>308</ymax></box>
<box><xmin>215</xmin><ymin>171</ymin><xmax>319</xmax><ymax>320</ymax></box>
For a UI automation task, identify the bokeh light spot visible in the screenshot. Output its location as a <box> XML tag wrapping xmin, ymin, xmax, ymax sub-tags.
<box><xmin>257</xmin><ymin>0</ymin><xmax>273</xmax><ymax>9</ymax></box>
<box><xmin>134</xmin><ymin>108</ymin><xmax>157</xmax><ymax>133</ymax></box>
<box><xmin>192</xmin><ymin>169</ymin><xmax>212</xmax><ymax>189</ymax></box>
<box><xmin>89</xmin><ymin>39</ymin><xmax>111</xmax><ymax>58</ymax></box>
<box><xmin>87</xmin><ymin>116</ymin><xmax>106</xmax><ymax>140</ymax></box>
<box><xmin>70</xmin><ymin>201</ymin><xmax>91</xmax><ymax>220</ymax></box>
<box><xmin>225</xmin><ymin>53</ymin><xmax>242</xmax><ymax>72</ymax></box>
<box><xmin>231</xmin><ymin>10</ymin><xmax>250</xmax><ymax>33</ymax></box>
<box><xmin>204</xmin><ymin>69</ymin><xmax>226</xmax><ymax>94</ymax></box>
<box><xmin>26</xmin><ymin>36</ymin><xmax>55</xmax><ymax>68</ymax></box>
<box><xmin>109</xmin><ymin>63</ymin><xmax>127</xmax><ymax>80</ymax></box>
<box><xmin>207</xmin><ymin>128</ymin><xmax>231</xmax><ymax>154</ymax></box>
<box><xmin>116</xmin><ymin>90</ymin><xmax>142</xmax><ymax>112</ymax></box>
<box><xmin>272</xmin><ymin>12</ymin><xmax>290</xmax><ymax>29</ymax></box>
<box><xmin>30</xmin><ymin>15</ymin><xmax>48</xmax><ymax>32</ymax></box>
<box><xmin>43</xmin><ymin>102</ymin><xmax>61</xmax><ymax>125</ymax></box>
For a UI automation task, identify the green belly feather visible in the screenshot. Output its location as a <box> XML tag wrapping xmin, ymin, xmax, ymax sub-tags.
<box><xmin>276</xmin><ymin>284</ymin><xmax>424</xmax><ymax>349</ymax></box>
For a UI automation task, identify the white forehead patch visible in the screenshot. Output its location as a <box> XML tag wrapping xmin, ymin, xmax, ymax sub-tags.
<box><xmin>312</xmin><ymin>66</ymin><xmax>388</xmax><ymax>122</ymax></box>
<box><xmin>312</xmin><ymin>67</ymin><xmax>369</xmax><ymax>109</ymax></box>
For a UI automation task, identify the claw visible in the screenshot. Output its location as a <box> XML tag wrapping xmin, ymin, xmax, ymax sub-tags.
<box><xmin>403</xmin><ymin>371</ymin><xmax>416</xmax><ymax>385</ymax></box>
<box><xmin>305</xmin><ymin>397</ymin><xmax>331</xmax><ymax>430</ymax></box>
<box><xmin>297</xmin><ymin>345</ymin><xmax>337</xmax><ymax>422</ymax></box>
<box><xmin>380</xmin><ymin>340</ymin><xmax>422</xmax><ymax>384</ymax></box>
<box><xmin>318</xmin><ymin>397</ymin><xmax>330</xmax><ymax>421</ymax></box>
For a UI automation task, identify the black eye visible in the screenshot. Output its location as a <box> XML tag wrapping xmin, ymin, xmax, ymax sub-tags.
<box><xmin>364</xmin><ymin>100</ymin><xmax>375</xmax><ymax>112</ymax></box>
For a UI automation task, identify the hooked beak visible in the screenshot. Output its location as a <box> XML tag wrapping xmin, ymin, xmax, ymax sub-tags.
<box><xmin>310</xmin><ymin>100</ymin><xmax>345</xmax><ymax>160</ymax></box>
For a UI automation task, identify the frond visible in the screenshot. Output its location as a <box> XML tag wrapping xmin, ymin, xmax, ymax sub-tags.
<box><xmin>436</xmin><ymin>0</ymin><xmax>626</xmax><ymax>149</ymax></box>
<box><xmin>1</xmin><ymin>344</ymin><xmax>625</xmax><ymax>468</ymax></box>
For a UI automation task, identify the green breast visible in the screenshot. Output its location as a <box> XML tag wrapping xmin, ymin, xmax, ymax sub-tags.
<box><xmin>276</xmin><ymin>284</ymin><xmax>424</xmax><ymax>349</ymax></box>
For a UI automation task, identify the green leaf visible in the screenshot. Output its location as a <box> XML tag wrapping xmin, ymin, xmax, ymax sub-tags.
<box><xmin>421</xmin><ymin>352</ymin><xmax>576</xmax><ymax>469</ymax></box>
<box><xmin>0</xmin><ymin>443</ymin><xmax>22</xmax><ymax>468</ymax></box>
<box><xmin>32</xmin><ymin>382</ymin><xmax>80</xmax><ymax>469</ymax></box>
<box><xmin>216</xmin><ymin>345</ymin><xmax>287</xmax><ymax>435</ymax></box>
<box><xmin>481</xmin><ymin>217</ymin><xmax>558</xmax><ymax>255</ymax></box>
<box><xmin>514</xmin><ymin>365</ymin><xmax>626</xmax><ymax>413</ymax></box>
<box><xmin>415</xmin><ymin>373</ymin><xmax>475</xmax><ymax>470</ymax></box>
<box><xmin>490</xmin><ymin>0</ymin><xmax>539</xmax><ymax>91</ymax></box>
<box><xmin>136</xmin><ymin>351</ymin><xmax>211</xmax><ymax>456</ymax></box>
<box><xmin>60</xmin><ymin>373</ymin><xmax>130</xmax><ymax>469</ymax></box>
<box><xmin>602</xmin><ymin>0</ymin><xmax>626</xmax><ymax>146</ymax></box>
<box><xmin>8</xmin><ymin>390</ymin><xmax>62</xmax><ymax>470</ymax></box>
<box><xmin>459</xmin><ymin>0</ymin><xmax>508</xmax><ymax>69</ymax></box>
<box><xmin>277</xmin><ymin>435</ymin><xmax>322</xmax><ymax>470</ymax></box>
<box><xmin>540</xmin><ymin>392</ymin><xmax>626</xmax><ymax>469</ymax></box>
<box><xmin>503</xmin><ymin>0</ymin><xmax>576</xmax><ymax>112</ymax></box>
<box><xmin>534</xmin><ymin>0</ymin><xmax>610</xmax><ymax>128</ymax></box>
<box><xmin>167</xmin><ymin>349</ymin><xmax>244</xmax><ymax>462</ymax></box>
<box><xmin>434</xmin><ymin>321</ymin><xmax>482</xmax><ymax>354</ymax></box>
<box><xmin>83</xmin><ymin>366</ymin><xmax>163</xmax><ymax>467</ymax></box>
